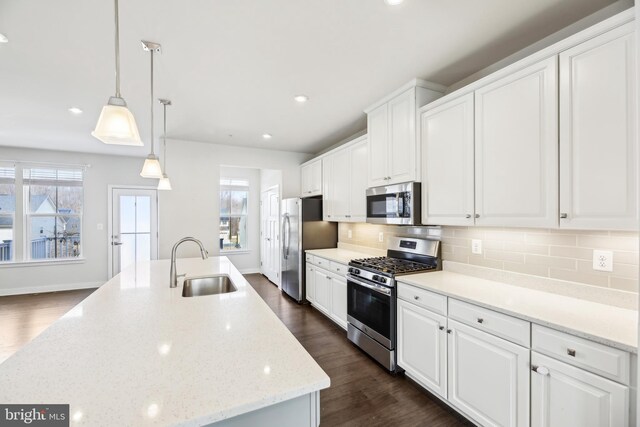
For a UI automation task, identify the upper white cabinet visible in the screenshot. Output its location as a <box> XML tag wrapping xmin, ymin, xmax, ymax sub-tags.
<box><xmin>421</xmin><ymin>93</ymin><xmax>475</xmax><ymax>226</ymax></box>
<box><xmin>475</xmin><ymin>57</ymin><xmax>559</xmax><ymax>228</ymax></box>
<box><xmin>366</xmin><ymin>81</ymin><xmax>444</xmax><ymax>188</ymax></box>
<box><xmin>300</xmin><ymin>159</ymin><xmax>322</xmax><ymax>198</ymax></box>
<box><xmin>559</xmin><ymin>22</ymin><xmax>637</xmax><ymax>230</ymax></box>
<box><xmin>323</xmin><ymin>136</ymin><xmax>368</xmax><ymax>222</ymax></box>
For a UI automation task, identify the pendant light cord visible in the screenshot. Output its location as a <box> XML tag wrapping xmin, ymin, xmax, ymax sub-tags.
<box><xmin>150</xmin><ymin>49</ymin><xmax>155</xmax><ymax>156</ymax></box>
<box><xmin>163</xmin><ymin>102</ymin><xmax>168</xmax><ymax>173</ymax></box>
<box><xmin>114</xmin><ymin>0</ymin><xmax>121</xmax><ymax>98</ymax></box>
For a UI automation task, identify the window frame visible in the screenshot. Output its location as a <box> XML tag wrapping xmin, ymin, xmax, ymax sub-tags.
<box><xmin>219</xmin><ymin>179</ymin><xmax>250</xmax><ymax>253</ymax></box>
<box><xmin>0</xmin><ymin>165</ymin><xmax>16</xmax><ymax>263</ymax></box>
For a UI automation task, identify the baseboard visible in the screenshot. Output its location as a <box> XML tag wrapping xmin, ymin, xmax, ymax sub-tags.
<box><xmin>238</xmin><ymin>268</ymin><xmax>261</xmax><ymax>274</ymax></box>
<box><xmin>0</xmin><ymin>281</ymin><xmax>104</xmax><ymax>296</ymax></box>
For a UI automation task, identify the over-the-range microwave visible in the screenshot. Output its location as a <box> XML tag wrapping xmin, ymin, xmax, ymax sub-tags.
<box><xmin>366</xmin><ymin>182</ymin><xmax>421</xmax><ymax>225</ymax></box>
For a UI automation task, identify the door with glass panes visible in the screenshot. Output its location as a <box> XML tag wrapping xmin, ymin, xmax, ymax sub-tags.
<box><xmin>110</xmin><ymin>188</ymin><xmax>158</xmax><ymax>278</ymax></box>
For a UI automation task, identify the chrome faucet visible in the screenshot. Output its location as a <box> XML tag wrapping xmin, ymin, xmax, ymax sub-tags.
<box><xmin>170</xmin><ymin>237</ymin><xmax>209</xmax><ymax>288</ymax></box>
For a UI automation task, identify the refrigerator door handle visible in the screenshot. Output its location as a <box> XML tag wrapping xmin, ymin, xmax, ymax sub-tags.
<box><xmin>282</xmin><ymin>214</ymin><xmax>290</xmax><ymax>260</ymax></box>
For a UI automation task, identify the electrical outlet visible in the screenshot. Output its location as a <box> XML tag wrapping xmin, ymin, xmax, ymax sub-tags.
<box><xmin>378</xmin><ymin>232</ymin><xmax>384</xmax><ymax>243</ymax></box>
<box><xmin>347</xmin><ymin>229</ymin><xmax>353</xmax><ymax>239</ymax></box>
<box><xmin>593</xmin><ymin>250</ymin><xmax>613</xmax><ymax>272</ymax></box>
<box><xmin>471</xmin><ymin>239</ymin><xmax>482</xmax><ymax>255</ymax></box>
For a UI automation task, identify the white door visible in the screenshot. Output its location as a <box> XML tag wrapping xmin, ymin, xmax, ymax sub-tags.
<box><xmin>475</xmin><ymin>56</ymin><xmax>558</xmax><ymax>228</ymax></box>
<box><xmin>531</xmin><ymin>352</ymin><xmax>628</xmax><ymax>427</ymax></box>
<box><xmin>448</xmin><ymin>319</ymin><xmax>530</xmax><ymax>427</ymax></box>
<box><xmin>305</xmin><ymin>264</ymin><xmax>315</xmax><ymax>303</ymax></box>
<box><xmin>313</xmin><ymin>269</ymin><xmax>331</xmax><ymax>315</ymax></box>
<box><xmin>367</xmin><ymin>103</ymin><xmax>390</xmax><ymax>187</ymax></box>
<box><xmin>110</xmin><ymin>187</ymin><xmax>158</xmax><ymax>278</ymax></box>
<box><xmin>388</xmin><ymin>88</ymin><xmax>417</xmax><ymax>184</ymax></box>
<box><xmin>559</xmin><ymin>23</ymin><xmax>637</xmax><ymax>230</ymax></box>
<box><xmin>421</xmin><ymin>93</ymin><xmax>475</xmax><ymax>226</ymax></box>
<box><xmin>349</xmin><ymin>138</ymin><xmax>368</xmax><ymax>222</ymax></box>
<box><xmin>397</xmin><ymin>299</ymin><xmax>447</xmax><ymax>398</ymax></box>
<box><xmin>260</xmin><ymin>187</ymin><xmax>280</xmax><ymax>285</ymax></box>
<box><xmin>329</xmin><ymin>275</ymin><xmax>347</xmax><ymax>329</ymax></box>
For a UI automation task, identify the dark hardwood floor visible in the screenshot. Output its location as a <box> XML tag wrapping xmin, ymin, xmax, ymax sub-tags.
<box><xmin>0</xmin><ymin>288</ymin><xmax>96</xmax><ymax>363</ymax></box>
<box><xmin>245</xmin><ymin>273</ymin><xmax>471</xmax><ymax>427</ymax></box>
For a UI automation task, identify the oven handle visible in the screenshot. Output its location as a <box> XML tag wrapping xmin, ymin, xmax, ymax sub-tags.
<box><xmin>347</xmin><ymin>274</ymin><xmax>392</xmax><ymax>296</ymax></box>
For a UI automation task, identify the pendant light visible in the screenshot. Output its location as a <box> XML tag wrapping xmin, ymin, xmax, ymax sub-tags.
<box><xmin>157</xmin><ymin>99</ymin><xmax>172</xmax><ymax>190</ymax></box>
<box><xmin>139</xmin><ymin>41</ymin><xmax>164</xmax><ymax>179</ymax></box>
<box><xmin>92</xmin><ymin>0</ymin><xmax>142</xmax><ymax>146</ymax></box>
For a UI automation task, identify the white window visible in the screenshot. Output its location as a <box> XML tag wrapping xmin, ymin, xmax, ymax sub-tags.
<box><xmin>0</xmin><ymin>166</ymin><xmax>16</xmax><ymax>262</ymax></box>
<box><xmin>23</xmin><ymin>167</ymin><xmax>83</xmax><ymax>260</ymax></box>
<box><xmin>219</xmin><ymin>178</ymin><xmax>249</xmax><ymax>252</ymax></box>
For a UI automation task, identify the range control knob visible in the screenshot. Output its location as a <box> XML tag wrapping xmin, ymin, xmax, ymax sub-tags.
<box><xmin>378</xmin><ymin>276</ymin><xmax>387</xmax><ymax>284</ymax></box>
<box><xmin>372</xmin><ymin>275</ymin><xmax>380</xmax><ymax>282</ymax></box>
<box><xmin>349</xmin><ymin>268</ymin><xmax>360</xmax><ymax>275</ymax></box>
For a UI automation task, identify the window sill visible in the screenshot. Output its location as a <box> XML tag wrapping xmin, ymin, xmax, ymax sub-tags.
<box><xmin>220</xmin><ymin>250</ymin><xmax>251</xmax><ymax>255</ymax></box>
<box><xmin>0</xmin><ymin>258</ymin><xmax>86</xmax><ymax>268</ymax></box>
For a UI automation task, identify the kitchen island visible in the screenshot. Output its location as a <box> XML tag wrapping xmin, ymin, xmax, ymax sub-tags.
<box><xmin>0</xmin><ymin>257</ymin><xmax>330</xmax><ymax>426</ymax></box>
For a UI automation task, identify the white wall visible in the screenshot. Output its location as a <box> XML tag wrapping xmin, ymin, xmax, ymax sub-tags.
<box><xmin>158</xmin><ymin>138</ymin><xmax>309</xmax><ymax>261</ymax></box>
<box><xmin>219</xmin><ymin>166</ymin><xmax>261</xmax><ymax>273</ymax></box>
<box><xmin>0</xmin><ymin>146</ymin><xmax>149</xmax><ymax>295</ymax></box>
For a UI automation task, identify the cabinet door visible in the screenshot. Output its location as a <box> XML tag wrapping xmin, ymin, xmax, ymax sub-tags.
<box><xmin>421</xmin><ymin>93</ymin><xmax>475</xmax><ymax>226</ymax></box>
<box><xmin>305</xmin><ymin>264</ymin><xmax>315</xmax><ymax>303</ymax></box>
<box><xmin>329</xmin><ymin>276</ymin><xmax>348</xmax><ymax>330</ymax></box>
<box><xmin>300</xmin><ymin>164</ymin><xmax>311</xmax><ymax>197</ymax></box>
<box><xmin>388</xmin><ymin>89</ymin><xmax>417</xmax><ymax>185</ymax></box>
<box><xmin>367</xmin><ymin>103</ymin><xmax>390</xmax><ymax>187</ymax></box>
<box><xmin>349</xmin><ymin>139</ymin><xmax>369</xmax><ymax>222</ymax></box>
<box><xmin>331</xmin><ymin>148</ymin><xmax>351</xmax><ymax>221</ymax></box>
<box><xmin>397</xmin><ymin>299</ymin><xmax>447</xmax><ymax>398</ymax></box>
<box><xmin>322</xmin><ymin>155</ymin><xmax>335</xmax><ymax>221</ymax></box>
<box><xmin>531</xmin><ymin>352</ymin><xmax>628</xmax><ymax>427</ymax></box>
<box><xmin>475</xmin><ymin>57</ymin><xmax>558</xmax><ymax>228</ymax></box>
<box><xmin>310</xmin><ymin>160</ymin><xmax>323</xmax><ymax>195</ymax></box>
<box><xmin>559</xmin><ymin>23</ymin><xmax>637</xmax><ymax>230</ymax></box>
<box><xmin>448</xmin><ymin>319</ymin><xmax>530</xmax><ymax>427</ymax></box>
<box><xmin>313</xmin><ymin>269</ymin><xmax>331</xmax><ymax>315</ymax></box>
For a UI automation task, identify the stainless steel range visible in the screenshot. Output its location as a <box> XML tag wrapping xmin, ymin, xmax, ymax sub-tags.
<box><xmin>346</xmin><ymin>236</ymin><xmax>440</xmax><ymax>372</ymax></box>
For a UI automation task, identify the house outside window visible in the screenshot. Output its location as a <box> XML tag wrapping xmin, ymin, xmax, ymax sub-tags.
<box><xmin>219</xmin><ymin>178</ymin><xmax>249</xmax><ymax>252</ymax></box>
<box><xmin>0</xmin><ymin>166</ymin><xmax>16</xmax><ymax>262</ymax></box>
<box><xmin>23</xmin><ymin>167</ymin><xmax>83</xmax><ymax>260</ymax></box>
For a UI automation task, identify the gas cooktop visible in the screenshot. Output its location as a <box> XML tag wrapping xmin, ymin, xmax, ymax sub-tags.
<box><xmin>349</xmin><ymin>256</ymin><xmax>437</xmax><ymax>277</ymax></box>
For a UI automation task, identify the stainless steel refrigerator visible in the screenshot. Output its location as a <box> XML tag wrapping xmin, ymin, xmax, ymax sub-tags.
<box><xmin>281</xmin><ymin>197</ymin><xmax>338</xmax><ymax>302</ymax></box>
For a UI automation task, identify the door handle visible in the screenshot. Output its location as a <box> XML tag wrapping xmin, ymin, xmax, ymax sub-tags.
<box><xmin>112</xmin><ymin>242</ymin><xmax>123</xmax><ymax>246</ymax></box>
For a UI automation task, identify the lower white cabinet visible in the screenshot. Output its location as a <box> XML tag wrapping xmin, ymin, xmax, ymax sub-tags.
<box><xmin>397</xmin><ymin>299</ymin><xmax>447</xmax><ymax>398</ymax></box>
<box><xmin>305</xmin><ymin>264</ymin><xmax>315</xmax><ymax>303</ymax></box>
<box><xmin>447</xmin><ymin>319</ymin><xmax>530</xmax><ymax>427</ymax></box>
<box><xmin>329</xmin><ymin>275</ymin><xmax>348</xmax><ymax>329</ymax></box>
<box><xmin>313</xmin><ymin>269</ymin><xmax>331</xmax><ymax>315</ymax></box>
<box><xmin>531</xmin><ymin>352</ymin><xmax>628</xmax><ymax>427</ymax></box>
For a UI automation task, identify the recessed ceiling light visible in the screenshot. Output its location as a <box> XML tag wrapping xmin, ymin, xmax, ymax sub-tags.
<box><xmin>262</xmin><ymin>133</ymin><xmax>272</xmax><ymax>140</ymax></box>
<box><xmin>68</xmin><ymin>107</ymin><xmax>83</xmax><ymax>115</ymax></box>
<box><xmin>384</xmin><ymin>0</ymin><xmax>404</xmax><ymax>5</ymax></box>
<box><xmin>0</xmin><ymin>33</ymin><xmax>8</xmax><ymax>43</ymax></box>
<box><xmin>294</xmin><ymin>95</ymin><xmax>309</xmax><ymax>103</ymax></box>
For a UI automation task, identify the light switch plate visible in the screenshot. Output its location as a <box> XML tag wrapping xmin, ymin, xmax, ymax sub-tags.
<box><xmin>378</xmin><ymin>232</ymin><xmax>384</xmax><ymax>243</ymax></box>
<box><xmin>471</xmin><ymin>239</ymin><xmax>482</xmax><ymax>255</ymax></box>
<box><xmin>347</xmin><ymin>229</ymin><xmax>352</xmax><ymax>239</ymax></box>
<box><xmin>593</xmin><ymin>250</ymin><xmax>613</xmax><ymax>272</ymax></box>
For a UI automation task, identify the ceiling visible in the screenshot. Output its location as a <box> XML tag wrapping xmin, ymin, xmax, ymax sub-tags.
<box><xmin>0</xmin><ymin>0</ymin><xmax>621</xmax><ymax>157</ymax></box>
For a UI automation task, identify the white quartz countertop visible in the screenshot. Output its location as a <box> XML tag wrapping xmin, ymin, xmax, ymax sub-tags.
<box><xmin>398</xmin><ymin>271</ymin><xmax>638</xmax><ymax>353</ymax></box>
<box><xmin>305</xmin><ymin>248</ymin><xmax>377</xmax><ymax>265</ymax></box>
<box><xmin>0</xmin><ymin>257</ymin><xmax>330</xmax><ymax>426</ymax></box>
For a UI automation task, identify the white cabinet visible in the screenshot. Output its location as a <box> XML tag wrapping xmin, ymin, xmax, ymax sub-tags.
<box><xmin>474</xmin><ymin>56</ymin><xmax>558</xmax><ymax>228</ymax></box>
<box><xmin>559</xmin><ymin>22</ymin><xmax>637</xmax><ymax>230</ymax></box>
<box><xmin>322</xmin><ymin>136</ymin><xmax>368</xmax><ymax>223</ymax></box>
<box><xmin>329</xmin><ymin>275</ymin><xmax>348</xmax><ymax>329</ymax></box>
<box><xmin>447</xmin><ymin>319</ymin><xmax>530</xmax><ymax>427</ymax></box>
<box><xmin>397</xmin><ymin>299</ymin><xmax>447</xmax><ymax>398</ymax></box>
<box><xmin>313</xmin><ymin>269</ymin><xmax>331</xmax><ymax>315</ymax></box>
<box><xmin>531</xmin><ymin>352</ymin><xmax>628</xmax><ymax>427</ymax></box>
<box><xmin>366</xmin><ymin>82</ymin><xmax>444</xmax><ymax>188</ymax></box>
<box><xmin>421</xmin><ymin>93</ymin><xmax>475</xmax><ymax>226</ymax></box>
<box><xmin>305</xmin><ymin>264</ymin><xmax>315</xmax><ymax>303</ymax></box>
<box><xmin>300</xmin><ymin>159</ymin><xmax>322</xmax><ymax>197</ymax></box>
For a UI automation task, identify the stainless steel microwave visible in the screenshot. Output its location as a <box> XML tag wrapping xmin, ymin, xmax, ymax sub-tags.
<box><xmin>366</xmin><ymin>182</ymin><xmax>421</xmax><ymax>225</ymax></box>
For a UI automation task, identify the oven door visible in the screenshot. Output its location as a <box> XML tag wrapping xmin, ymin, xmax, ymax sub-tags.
<box><xmin>365</xmin><ymin>183</ymin><xmax>420</xmax><ymax>225</ymax></box>
<box><xmin>347</xmin><ymin>274</ymin><xmax>395</xmax><ymax>349</ymax></box>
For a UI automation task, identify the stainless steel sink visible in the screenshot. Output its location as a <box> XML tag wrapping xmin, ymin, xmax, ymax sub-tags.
<box><xmin>182</xmin><ymin>275</ymin><xmax>237</xmax><ymax>297</ymax></box>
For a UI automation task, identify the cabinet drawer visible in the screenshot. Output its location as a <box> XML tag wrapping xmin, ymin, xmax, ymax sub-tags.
<box><xmin>532</xmin><ymin>324</ymin><xmax>630</xmax><ymax>385</ymax></box>
<box><xmin>305</xmin><ymin>253</ymin><xmax>314</xmax><ymax>263</ymax></box>
<box><xmin>397</xmin><ymin>283</ymin><xmax>447</xmax><ymax>316</ymax></box>
<box><xmin>314</xmin><ymin>257</ymin><xmax>328</xmax><ymax>268</ymax></box>
<box><xmin>449</xmin><ymin>299</ymin><xmax>530</xmax><ymax>347</ymax></box>
<box><xmin>329</xmin><ymin>261</ymin><xmax>348</xmax><ymax>276</ymax></box>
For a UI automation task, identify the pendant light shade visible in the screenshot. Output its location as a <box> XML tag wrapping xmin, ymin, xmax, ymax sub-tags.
<box><xmin>140</xmin><ymin>40</ymin><xmax>164</xmax><ymax>179</ymax></box>
<box><xmin>93</xmin><ymin>0</ymin><xmax>142</xmax><ymax>146</ymax></box>
<box><xmin>157</xmin><ymin>98</ymin><xmax>172</xmax><ymax>190</ymax></box>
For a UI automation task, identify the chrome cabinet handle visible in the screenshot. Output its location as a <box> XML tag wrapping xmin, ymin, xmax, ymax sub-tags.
<box><xmin>413</xmin><ymin>295</ymin><xmax>420</xmax><ymax>300</ymax></box>
<box><xmin>446</xmin><ymin>329</ymin><xmax>452</xmax><ymax>334</ymax></box>
<box><xmin>477</xmin><ymin>318</ymin><xmax>484</xmax><ymax>324</ymax></box>
<box><xmin>532</xmin><ymin>365</ymin><xmax>550</xmax><ymax>376</ymax></box>
<box><xmin>465</xmin><ymin>214</ymin><xmax>472</xmax><ymax>219</ymax></box>
<box><xmin>567</xmin><ymin>348</ymin><xmax>576</xmax><ymax>357</ymax></box>
<box><xmin>439</xmin><ymin>326</ymin><xmax>445</xmax><ymax>331</ymax></box>
<box><xmin>112</xmin><ymin>242</ymin><xmax>123</xmax><ymax>246</ymax></box>
<box><xmin>560</xmin><ymin>213</ymin><xmax>568</xmax><ymax>219</ymax></box>
<box><xmin>475</xmin><ymin>214</ymin><xmax>480</xmax><ymax>218</ymax></box>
